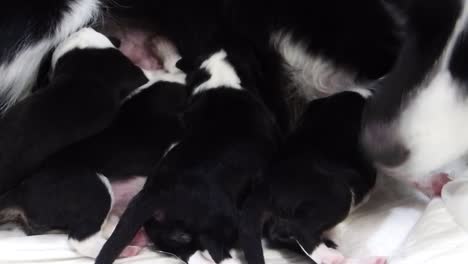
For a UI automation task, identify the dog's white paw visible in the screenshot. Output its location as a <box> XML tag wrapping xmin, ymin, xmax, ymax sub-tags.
<box><xmin>52</xmin><ymin>27</ymin><xmax>115</xmax><ymax>69</ymax></box>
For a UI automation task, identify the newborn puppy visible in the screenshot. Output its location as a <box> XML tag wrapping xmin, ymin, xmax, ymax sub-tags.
<box><xmin>0</xmin><ymin>79</ymin><xmax>186</xmax><ymax>258</ymax></box>
<box><xmin>0</xmin><ymin>28</ymin><xmax>187</xmax><ymax>257</ymax></box>
<box><xmin>96</xmin><ymin>49</ymin><xmax>280</xmax><ymax>264</ymax></box>
<box><xmin>0</xmin><ymin>28</ymin><xmax>152</xmax><ymax>195</ymax></box>
<box><xmin>240</xmin><ymin>90</ymin><xmax>382</xmax><ymax>264</ymax></box>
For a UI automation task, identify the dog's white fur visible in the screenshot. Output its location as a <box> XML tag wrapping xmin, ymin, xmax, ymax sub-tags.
<box><xmin>271</xmin><ymin>31</ymin><xmax>358</xmax><ymax>101</ymax></box>
<box><xmin>385</xmin><ymin>0</ymin><xmax>468</xmax><ymax>184</ymax></box>
<box><xmin>0</xmin><ymin>0</ymin><xmax>100</xmax><ymax>111</ymax></box>
<box><xmin>193</xmin><ymin>50</ymin><xmax>242</xmax><ymax>94</ymax></box>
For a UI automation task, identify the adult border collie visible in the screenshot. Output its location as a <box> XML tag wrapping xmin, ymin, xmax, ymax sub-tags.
<box><xmin>362</xmin><ymin>0</ymin><xmax>468</xmax><ymax>197</ymax></box>
<box><xmin>0</xmin><ymin>0</ymin><xmax>401</xmax><ymax>196</ymax></box>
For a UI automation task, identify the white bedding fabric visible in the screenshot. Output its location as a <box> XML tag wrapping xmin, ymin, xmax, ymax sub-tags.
<box><xmin>1</xmin><ymin>175</ymin><xmax>467</xmax><ymax>264</ymax></box>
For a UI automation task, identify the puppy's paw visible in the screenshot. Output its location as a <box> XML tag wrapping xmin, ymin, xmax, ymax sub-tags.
<box><xmin>52</xmin><ymin>27</ymin><xmax>115</xmax><ymax>68</ymax></box>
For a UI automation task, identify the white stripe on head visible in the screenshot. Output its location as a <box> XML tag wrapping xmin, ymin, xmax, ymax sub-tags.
<box><xmin>51</xmin><ymin>27</ymin><xmax>115</xmax><ymax>70</ymax></box>
<box><xmin>193</xmin><ymin>50</ymin><xmax>242</xmax><ymax>94</ymax></box>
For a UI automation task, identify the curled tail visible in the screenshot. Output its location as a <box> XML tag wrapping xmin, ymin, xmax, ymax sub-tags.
<box><xmin>95</xmin><ymin>191</ymin><xmax>157</xmax><ymax>264</ymax></box>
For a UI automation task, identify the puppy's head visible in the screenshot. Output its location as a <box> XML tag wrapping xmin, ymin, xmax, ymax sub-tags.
<box><xmin>51</xmin><ymin>28</ymin><xmax>149</xmax><ymax>99</ymax></box>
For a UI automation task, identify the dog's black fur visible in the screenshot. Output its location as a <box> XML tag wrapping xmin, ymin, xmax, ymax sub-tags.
<box><xmin>240</xmin><ymin>91</ymin><xmax>376</xmax><ymax>264</ymax></box>
<box><xmin>107</xmin><ymin>0</ymin><xmax>399</xmax><ymax>79</ymax></box>
<box><xmin>0</xmin><ymin>0</ymin><xmax>403</xmax><ymax>197</ymax></box>
<box><xmin>105</xmin><ymin>0</ymin><xmax>402</xmax><ymax>128</ymax></box>
<box><xmin>95</xmin><ymin>50</ymin><xmax>280</xmax><ymax>264</ymax></box>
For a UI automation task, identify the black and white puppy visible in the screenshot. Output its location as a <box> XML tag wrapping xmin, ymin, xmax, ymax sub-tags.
<box><xmin>0</xmin><ymin>28</ymin><xmax>186</xmax><ymax>258</ymax></box>
<box><xmin>362</xmin><ymin>0</ymin><xmax>468</xmax><ymax>197</ymax></box>
<box><xmin>95</xmin><ymin>49</ymin><xmax>280</xmax><ymax>264</ymax></box>
<box><xmin>240</xmin><ymin>90</ymin><xmax>382</xmax><ymax>264</ymax></box>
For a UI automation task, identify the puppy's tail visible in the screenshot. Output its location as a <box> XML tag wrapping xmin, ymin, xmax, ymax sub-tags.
<box><xmin>239</xmin><ymin>188</ymin><xmax>269</xmax><ymax>264</ymax></box>
<box><xmin>95</xmin><ymin>190</ymin><xmax>157</xmax><ymax>264</ymax></box>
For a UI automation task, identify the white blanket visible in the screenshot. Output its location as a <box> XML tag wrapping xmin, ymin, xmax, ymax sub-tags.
<box><xmin>1</xmin><ymin>176</ymin><xmax>467</xmax><ymax>264</ymax></box>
